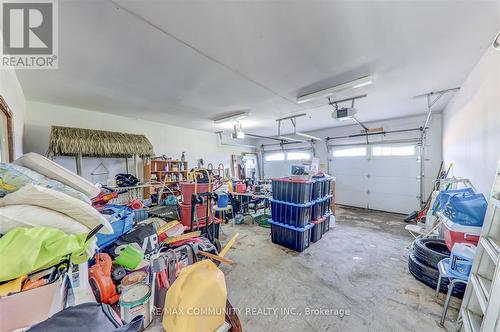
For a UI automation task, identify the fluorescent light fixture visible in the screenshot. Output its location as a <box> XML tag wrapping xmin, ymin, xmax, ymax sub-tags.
<box><xmin>276</xmin><ymin>136</ymin><xmax>307</xmax><ymax>143</ymax></box>
<box><xmin>352</xmin><ymin>80</ymin><xmax>373</xmax><ymax>89</ymax></box>
<box><xmin>213</xmin><ymin>111</ymin><xmax>249</xmax><ymax>124</ymax></box>
<box><xmin>296</xmin><ymin>76</ymin><xmax>373</xmax><ymax>104</ymax></box>
<box><xmin>295</xmin><ymin>132</ymin><xmax>322</xmax><ymax>141</ymax></box>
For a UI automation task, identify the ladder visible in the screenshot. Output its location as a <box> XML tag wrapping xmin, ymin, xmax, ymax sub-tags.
<box><xmin>459</xmin><ymin>160</ymin><xmax>500</xmax><ymax>331</ymax></box>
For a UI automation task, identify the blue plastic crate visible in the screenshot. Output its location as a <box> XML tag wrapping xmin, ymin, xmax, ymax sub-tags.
<box><xmin>311</xmin><ymin>176</ymin><xmax>333</xmax><ymax>199</ymax></box>
<box><xmin>270</xmin><ymin>198</ymin><xmax>314</xmax><ymax>227</ymax></box>
<box><xmin>271</xmin><ymin>178</ymin><xmax>313</xmax><ymax>203</ymax></box>
<box><xmin>311</xmin><ymin>178</ymin><xmax>324</xmax><ymax>201</ymax></box>
<box><xmin>321</xmin><ymin>195</ymin><xmax>333</xmax><ymax>215</ymax></box>
<box><xmin>269</xmin><ymin>220</ymin><xmax>313</xmax><ymax>252</ymax></box>
<box><xmin>312</xmin><ymin>200</ymin><xmax>323</xmax><ymax>220</ymax></box>
<box><xmin>321</xmin><ymin>178</ymin><xmax>332</xmax><ymax>197</ymax></box>
<box><xmin>311</xmin><ymin>219</ymin><xmax>323</xmax><ymax>243</ymax></box>
<box><xmin>321</xmin><ymin>212</ymin><xmax>333</xmax><ymax>234</ymax></box>
<box><xmin>311</xmin><ymin>195</ymin><xmax>332</xmax><ymax>219</ymax></box>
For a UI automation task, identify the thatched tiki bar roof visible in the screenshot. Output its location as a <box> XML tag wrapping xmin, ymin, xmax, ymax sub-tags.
<box><xmin>47</xmin><ymin>126</ymin><xmax>155</xmax><ymax>158</ymax></box>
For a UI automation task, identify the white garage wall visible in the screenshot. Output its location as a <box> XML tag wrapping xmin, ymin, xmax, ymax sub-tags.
<box><xmin>24</xmin><ymin>101</ymin><xmax>255</xmax><ymax>183</ymax></box>
<box><xmin>442</xmin><ymin>47</ymin><xmax>500</xmax><ymax>196</ymax></box>
<box><xmin>258</xmin><ymin>113</ymin><xmax>442</xmax><ymax>201</ymax></box>
<box><xmin>0</xmin><ymin>69</ymin><xmax>26</xmax><ymax>158</ymax></box>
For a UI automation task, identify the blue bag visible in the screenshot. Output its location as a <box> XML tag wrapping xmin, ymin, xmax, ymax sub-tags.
<box><xmin>432</xmin><ymin>188</ymin><xmax>475</xmax><ymax>213</ymax></box>
<box><xmin>96</xmin><ymin>205</ymin><xmax>134</xmax><ymax>249</ymax></box>
<box><xmin>444</xmin><ymin>193</ymin><xmax>487</xmax><ymax>227</ymax></box>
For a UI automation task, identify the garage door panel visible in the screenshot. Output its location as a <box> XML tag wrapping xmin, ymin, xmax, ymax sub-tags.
<box><xmin>368</xmin><ymin>158</ymin><xmax>419</xmax><ymax>177</ymax></box>
<box><xmin>369</xmin><ymin>177</ymin><xmax>419</xmax><ymax>213</ymax></box>
<box><xmin>335</xmin><ymin>173</ymin><xmax>368</xmax><ymax>208</ymax></box>
<box><xmin>336</xmin><ymin>189</ymin><xmax>367</xmax><ymax>208</ymax></box>
<box><xmin>369</xmin><ymin>176</ymin><xmax>419</xmax><ymax>195</ymax></box>
<box><xmin>369</xmin><ymin>192</ymin><xmax>419</xmax><ymax>214</ymax></box>
<box><xmin>332</xmin><ymin>158</ymin><xmax>369</xmax><ymax>175</ymax></box>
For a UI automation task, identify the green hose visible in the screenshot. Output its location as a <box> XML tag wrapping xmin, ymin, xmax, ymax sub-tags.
<box><xmin>254</xmin><ymin>214</ymin><xmax>271</xmax><ymax>228</ymax></box>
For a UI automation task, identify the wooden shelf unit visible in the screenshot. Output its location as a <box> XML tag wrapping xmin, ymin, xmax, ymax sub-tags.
<box><xmin>143</xmin><ymin>159</ymin><xmax>188</xmax><ymax>198</ymax></box>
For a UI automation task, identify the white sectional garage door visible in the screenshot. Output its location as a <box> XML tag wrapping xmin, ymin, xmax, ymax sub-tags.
<box><xmin>331</xmin><ymin>145</ymin><xmax>421</xmax><ymax>214</ymax></box>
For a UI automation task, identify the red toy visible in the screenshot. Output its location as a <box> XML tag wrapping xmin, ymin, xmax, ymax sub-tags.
<box><xmin>88</xmin><ymin>253</ymin><xmax>120</xmax><ymax>304</ymax></box>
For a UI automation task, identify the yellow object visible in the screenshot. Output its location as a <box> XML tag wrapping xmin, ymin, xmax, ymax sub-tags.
<box><xmin>227</xmin><ymin>180</ymin><xmax>233</xmax><ymax>193</ymax></box>
<box><xmin>156</xmin><ymin>220</ymin><xmax>180</xmax><ymax>235</ymax></box>
<box><xmin>0</xmin><ymin>179</ymin><xmax>16</xmax><ymax>192</ymax></box>
<box><xmin>163</xmin><ymin>231</ymin><xmax>201</xmax><ymax>244</ymax></box>
<box><xmin>0</xmin><ymin>275</ymin><xmax>27</xmax><ymax>297</ymax></box>
<box><xmin>198</xmin><ymin>251</ymin><xmax>234</xmax><ymax>265</ymax></box>
<box><xmin>163</xmin><ymin>260</ymin><xmax>227</xmax><ymax>332</ymax></box>
<box><xmin>219</xmin><ymin>233</ymin><xmax>239</xmax><ymax>258</ymax></box>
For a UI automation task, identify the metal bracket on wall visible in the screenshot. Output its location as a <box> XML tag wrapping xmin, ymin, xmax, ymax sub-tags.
<box><xmin>414</xmin><ymin>87</ymin><xmax>460</xmax><ymax>139</ymax></box>
<box><xmin>414</xmin><ymin>87</ymin><xmax>460</xmax><ymax>207</ymax></box>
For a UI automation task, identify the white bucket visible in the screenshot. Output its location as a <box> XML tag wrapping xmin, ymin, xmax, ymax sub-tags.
<box><xmin>119</xmin><ymin>283</ymin><xmax>152</xmax><ymax>330</ymax></box>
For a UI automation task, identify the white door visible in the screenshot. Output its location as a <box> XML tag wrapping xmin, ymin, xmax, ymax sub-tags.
<box><xmin>331</xmin><ymin>145</ymin><xmax>420</xmax><ymax>214</ymax></box>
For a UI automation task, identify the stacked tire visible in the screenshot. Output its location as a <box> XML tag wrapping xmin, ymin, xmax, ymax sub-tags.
<box><xmin>408</xmin><ymin>238</ymin><xmax>466</xmax><ymax>298</ymax></box>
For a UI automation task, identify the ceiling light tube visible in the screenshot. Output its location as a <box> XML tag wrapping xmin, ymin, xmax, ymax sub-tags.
<box><xmin>276</xmin><ymin>136</ymin><xmax>307</xmax><ymax>143</ymax></box>
<box><xmin>295</xmin><ymin>132</ymin><xmax>322</xmax><ymax>141</ymax></box>
<box><xmin>296</xmin><ymin>76</ymin><xmax>373</xmax><ymax>104</ymax></box>
<box><xmin>351</xmin><ymin>80</ymin><xmax>373</xmax><ymax>89</ymax></box>
<box><xmin>213</xmin><ymin>111</ymin><xmax>250</xmax><ymax>124</ymax></box>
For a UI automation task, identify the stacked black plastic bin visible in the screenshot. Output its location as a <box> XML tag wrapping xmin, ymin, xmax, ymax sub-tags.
<box><xmin>270</xmin><ymin>178</ymin><xmax>314</xmax><ymax>252</ymax></box>
<box><xmin>270</xmin><ymin>177</ymin><xmax>334</xmax><ymax>251</ymax></box>
<box><xmin>309</xmin><ymin>176</ymin><xmax>334</xmax><ymax>243</ymax></box>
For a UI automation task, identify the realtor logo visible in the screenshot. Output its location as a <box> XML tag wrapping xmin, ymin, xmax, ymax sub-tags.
<box><xmin>1</xmin><ymin>0</ymin><xmax>58</xmax><ymax>68</ymax></box>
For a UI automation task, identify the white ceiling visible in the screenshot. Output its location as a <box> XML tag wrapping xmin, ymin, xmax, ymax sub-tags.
<box><xmin>17</xmin><ymin>0</ymin><xmax>499</xmax><ymax>136</ymax></box>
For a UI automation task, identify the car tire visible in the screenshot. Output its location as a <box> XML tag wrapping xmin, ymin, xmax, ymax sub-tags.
<box><xmin>414</xmin><ymin>238</ymin><xmax>450</xmax><ymax>269</ymax></box>
<box><xmin>408</xmin><ymin>250</ymin><xmax>465</xmax><ymax>298</ymax></box>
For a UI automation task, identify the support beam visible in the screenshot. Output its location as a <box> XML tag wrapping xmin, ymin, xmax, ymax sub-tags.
<box><xmin>133</xmin><ymin>154</ymin><xmax>139</xmax><ymax>178</ymax></box>
<box><xmin>325</xmin><ymin>127</ymin><xmax>423</xmax><ymax>141</ymax></box>
<box><xmin>75</xmin><ymin>154</ymin><xmax>82</xmax><ymax>176</ymax></box>
<box><xmin>261</xmin><ymin>140</ymin><xmax>311</xmax><ymax>147</ymax></box>
<box><xmin>415</xmin><ymin>87</ymin><xmax>460</xmax><ymax>206</ymax></box>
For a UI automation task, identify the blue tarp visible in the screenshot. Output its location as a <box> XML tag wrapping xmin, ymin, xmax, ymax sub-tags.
<box><xmin>433</xmin><ymin>188</ymin><xmax>487</xmax><ymax>227</ymax></box>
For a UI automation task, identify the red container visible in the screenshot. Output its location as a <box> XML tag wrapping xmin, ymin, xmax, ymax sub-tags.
<box><xmin>443</xmin><ymin>216</ymin><xmax>481</xmax><ymax>251</ymax></box>
<box><xmin>180</xmin><ymin>182</ymin><xmax>212</xmax><ymax>204</ymax></box>
<box><xmin>235</xmin><ymin>182</ymin><xmax>247</xmax><ymax>193</ymax></box>
<box><xmin>179</xmin><ymin>202</ymin><xmax>212</xmax><ymax>229</ymax></box>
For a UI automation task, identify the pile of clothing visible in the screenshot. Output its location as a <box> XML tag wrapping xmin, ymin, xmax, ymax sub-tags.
<box><xmin>0</xmin><ymin>153</ymin><xmax>111</xmax><ymax>331</ymax></box>
<box><xmin>0</xmin><ymin>153</ymin><xmax>234</xmax><ymax>332</ymax></box>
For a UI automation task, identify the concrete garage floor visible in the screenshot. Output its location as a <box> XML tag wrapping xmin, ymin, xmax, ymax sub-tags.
<box><xmin>218</xmin><ymin>207</ymin><xmax>461</xmax><ymax>332</ymax></box>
